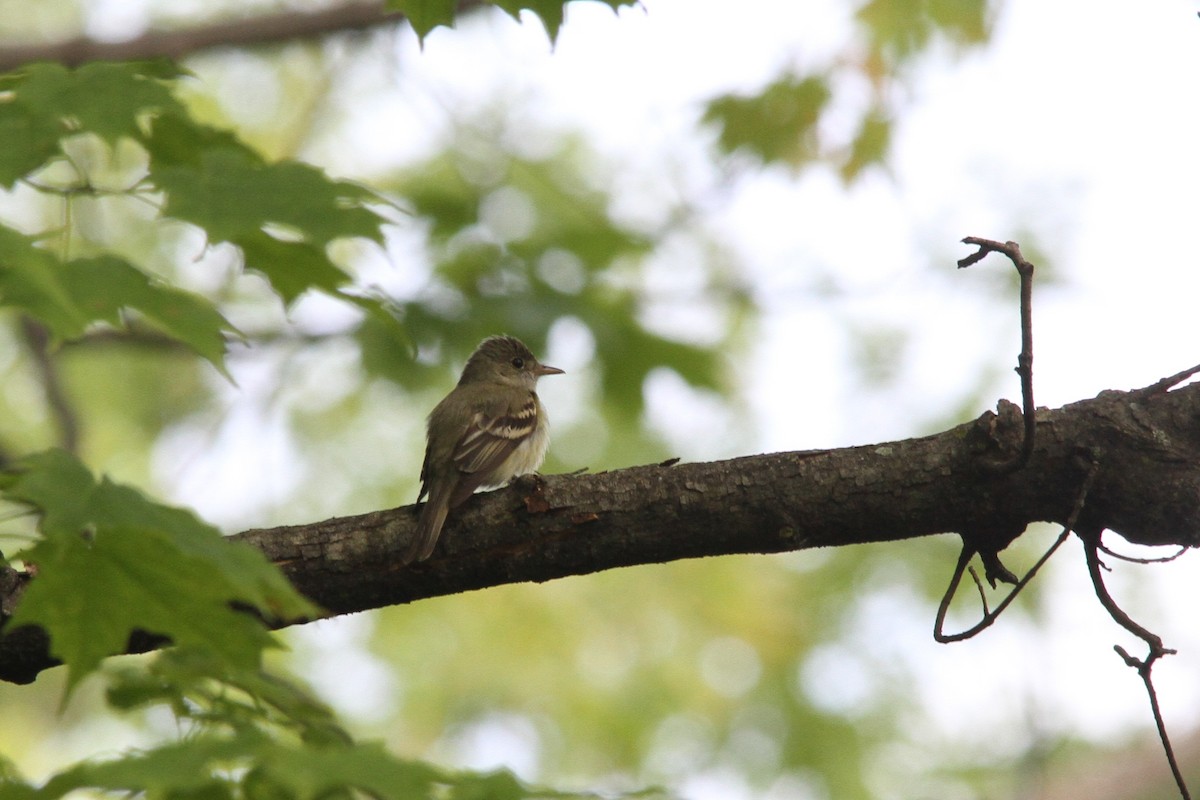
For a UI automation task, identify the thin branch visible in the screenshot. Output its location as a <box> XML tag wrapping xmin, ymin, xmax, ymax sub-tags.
<box><xmin>1082</xmin><ymin>529</ymin><xmax>1166</xmax><ymax>647</ymax></box>
<box><xmin>19</xmin><ymin>317</ymin><xmax>80</xmax><ymax>454</ymax></box>
<box><xmin>1136</xmin><ymin>361</ymin><xmax>1200</xmax><ymax>398</ymax></box>
<box><xmin>934</xmin><ymin>532</ymin><xmax>1064</xmax><ymax>645</ymax></box>
<box><xmin>934</xmin><ymin>454</ymin><xmax>1101</xmax><ymax>643</ymax></box>
<box><xmin>1097</xmin><ymin>541</ymin><xmax>1189</xmax><ymax>565</ymax></box>
<box><xmin>21</xmin><ymin>176</ymin><xmax>163</xmax><ymax>206</ymax></box>
<box><xmin>1114</xmin><ymin>644</ymin><xmax>1191</xmax><ymax>800</ymax></box>
<box><xmin>62</xmin><ymin>326</ymin><xmax>194</xmax><ymax>352</ymax></box>
<box><xmin>958</xmin><ymin>236</ymin><xmax>1036</xmax><ymax>473</ymax></box>
<box><xmin>1084</xmin><ymin>529</ymin><xmax>1190</xmax><ymax>800</ymax></box>
<box><xmin>0</xmin><ymin>1</ymin><xmax>430</xmax><ymax>72</ymax></box>
<box><xmin>966</xmin><ymin>564</ymin><xmax>991</xmax><ymax>614</ymax></box>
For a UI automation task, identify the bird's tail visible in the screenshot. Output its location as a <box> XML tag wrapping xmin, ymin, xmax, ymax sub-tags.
<box><xmin>403</xmin><ymin>485</ymin><xmax>452</xmax><ymax>565</ymax></box>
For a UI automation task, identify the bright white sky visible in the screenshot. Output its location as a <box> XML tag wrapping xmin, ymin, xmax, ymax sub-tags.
<box><xmin>151</xmin><ymin>0</ymin><xmax>1200</xmax><ymax>795</ymax></box>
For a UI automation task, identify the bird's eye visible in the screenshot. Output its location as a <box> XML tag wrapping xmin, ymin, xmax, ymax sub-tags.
<box><xmin>511</xmin><ymin>357</ymin><xmax>525</xmax><ymax>369</ymax></box>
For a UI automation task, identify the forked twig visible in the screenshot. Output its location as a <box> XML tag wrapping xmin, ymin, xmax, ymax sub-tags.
<box><xmin>1083</xmin><ymin>532</ymin><xmax>1166</xmax><ymax>646</ymax></box>
<box><xmin>958</xmin><ymin>237</ymin><xmax>1036</xmax><ymax>473</ymax></box>
<box><xmin>949</xmin><ymin>240</ymin><xmax>1195</xmax><ymax>796</ymax></box>
<box><xmin>1082</xmin><ymin>528</ymin><xmax>1191</xmax><ymax>800</ymax></box>
<box><xmin>1114</xmin><ymin>643</ymin><xmax>1190</xmax><ymax>800</ymax></box>
<box><xmin>934</xmin><ymin>456</ymin><xmax>1101</xmax><ymax>643</ymax></box>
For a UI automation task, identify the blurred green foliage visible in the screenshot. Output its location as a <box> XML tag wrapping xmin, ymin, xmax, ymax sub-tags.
<box><xmin>0</xmin><ymin>647</ymin><xmax>642</xmax><ymax>800</ymax></box>
<box><xmin>702</xmin><ymin>0</ymin><xmax>991</xmax><ymax>181</ymax></box>
<box><xmin>0</xmin><ymin>2</ymin><xmax>1092</xmax><ymax>800</ymax></box>
<box><xmin>857</xmin><ymin>0</ymin><xmax>991</xmax><ymax>63</ymax></box>
<box><xmin>705</xmin><ymin>76</ymin><xmax>831</xmax><ymax>168</ymax></box>
<box><xmin>377</xmin><ymin>141</ymin><xmax>740</xmax><ymax>416</ymax></box>
<box><xmin>0</xmin><ymin>17</ymin><xmax>753</xmax><ymax>800</ymax></box>
<box><xmin>1</xmin><ymin>450</ymin><xmax>314</xmax><ymax>693</ymax></box>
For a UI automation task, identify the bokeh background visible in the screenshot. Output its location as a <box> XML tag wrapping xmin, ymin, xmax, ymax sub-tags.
<box><xmin>2</xmin><ymin>1</ymin><xmax>1199</xmax><ymax>798</ymax></box>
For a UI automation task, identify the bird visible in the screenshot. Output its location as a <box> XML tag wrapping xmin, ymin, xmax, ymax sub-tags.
<box><xmin>403</xmin><ymin>335</ymin><xmax>563</xmax><ymax>564</ymax></box>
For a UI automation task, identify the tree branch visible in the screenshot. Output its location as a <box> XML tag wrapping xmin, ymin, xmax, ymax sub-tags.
<box><xmin>20</xmin><ymin>317</ymin><xmax>80</xmax><ymax>454</ymax></box>
<box><xmin>3</xmin><ymin>374</ymin><xmax>1200</xmax><ymax>683</ymax></box>
<box><xmin>932</xmin><ymin>454</ymin><xmax>1100</xmax><ymax>643</ymax></box>
<box><xmin>0</xmin><ymin>1</ymin><xmax>483</xmax><ymax>72</ymax></box>
<box><xmin>958</xmin><ymin>236</ymin><xmax>1037</xmax><ymax>473</ymax></box>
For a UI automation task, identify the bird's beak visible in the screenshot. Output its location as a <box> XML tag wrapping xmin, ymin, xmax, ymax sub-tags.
<box><xmin>537</xmin><ymin>363</ymin><xmax>565</xmax><ymax>376</ymax></box>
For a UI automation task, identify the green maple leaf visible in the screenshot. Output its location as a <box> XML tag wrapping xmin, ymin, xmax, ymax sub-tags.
<box><xmin>0</xmin><ymin>96</ymin><xmax>63</xmax><ymax>188</ymax></box>
<box><xmin>389</xmin><ymin>0</ymin><xmax>458</xmax><ymax>42</ymax></box>
<box><xmin>145</xmin><ymin>115</ymin><xmax>383</xmax><ymax>305</ymax></box>
<box><xmin>143</xmin><ymin>111</ymin><xmax>260</xmax><ymax>169</ymax></box>
<box><xmin>4</xmin><ymin>61</ymin><xmax>185</xmax><ymax>145</ymax></box>
<box><xmin>61</xmin><ymin>255</ymin><xmax>235</xmax><ymax>372</ymax></box>
<box><xmin>392</xmin><ymin>0</ymin><xmax>638</xmax><ymax>43</ymax></box>
<box><xmin>154</xmin><ymin>148</ymin><xmax>385</xmax><ymax>245</ymax></box>
<box><xmin>0</xmin><ymin>226</ymin><xmax>93</xmax><ymax>338</ymax></box>
<box><xmin>494</xmin><ymin>0</ymin><xmax>567</xmax><ymax>40</ymax></box>
<box><xmin>12</xmin><ymin>526</ymin><xmax>278</xmax><ymax>693</ymax></box>
<box><xmin>1</xmin><ymin>450</ymin><xmax>318</xmax><ymax>693</ymax></box>
<box><xmin>1</xmin><ymin>735</ymin><xmax>257</xmax><ymax>800</ymax></box>
<box><xmin>841</xmin><ymin>109</ymin><xmax>892</xmax><ymax>183</ymax></box>
<box><xmin>251</xmin><ymin>740</ymin><xmax>443</xmax><ymax>798</ymax></box>
<box><xmin>704</xmin><ymin>75</ymin><xmax>831</xmax><ymax>166</ymax></box>
<box><xmin>0</xmin><ymin>227</ymin><xmax>235</xmax><ymax>372</ymax></box>
<box><xmin>232</xmin><ymin>230</ymin><xmax>351</xmax><ymax>306</ymax></box>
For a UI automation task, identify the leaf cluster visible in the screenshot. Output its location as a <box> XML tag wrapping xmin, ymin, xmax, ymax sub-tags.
<box><xmin>0</xmin><ymin>61</ymin><xmax>392</xmax><ymax>375</ymax></box>
<box><xmin>1</xmin><ymin>449</ymin><xmax>315</xmax><ymax>691</ymax></box>
<box><xmin>0</xmin><ymin>49</ymin><xmax>731</xmax><ymax>799</ymax></box>
<box><xmin>0</xmin><ymin>447</ymin><xmax>662</xmax><ymax>799</ymax></box>
<box><xmin>702</xmin><ymin>0</ymin><xmax>991</xmax><ymax>181</ymax></box>
<box><xmin>0</xmin><ymin>645</ymin><xmax>652</xmax><ymax>800</ymax></box>
<box><xmin>365</xmin><ymin>139</ymin><xmax>744</xmax><ymax>418</ymax></box>
<box><xmin>390</xmin><ymin>0</ymin><xmax>640</xmax><ymax>44</ymax></box>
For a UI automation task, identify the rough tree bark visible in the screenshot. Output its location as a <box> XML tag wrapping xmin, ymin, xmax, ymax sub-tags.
<box><xmin>2</xmin><ymin>373</ymin><xmax>1198</xmax><ymax>684</ymax></box>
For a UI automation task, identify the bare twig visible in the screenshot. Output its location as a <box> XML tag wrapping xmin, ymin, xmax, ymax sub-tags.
<box><xmin>958</xmin><ymin>237</ymin><xmax>1036</xmax><ymax>473</ymax></box>
<box><xmin>1082</xmin><ymin>530</ymin><xmax>1166</xmax><ymax>647</ymax></box>
<box><xmin>934</xmin><ymin>454</ymin><xmax>1100</xmax><ymax>643</ymax></box>
<box><xmin>1136</xmin><ymin>361</ymin><xmax>1200</xmax><ymax>398</ymax></box>
<box><xmin>61</xmin><ymin>326</ymin><xmax>192</xmax><ymax>351</ymax></box>
<box><xmin>0</xmin><ymin>1</ymin><xmax>435</xmax><ymax>72</ymax></box>
<box><xmin>1097</xmin><ymin>541</ymin><xmax>1189</xmax><ymax>565</ymax></box>
<box><xmin>1084</xmin><ymin>528</ymin><xmax>1191</xmax><ymax>800</ymax></box>
<box><xmin>1113</xmin><ymin>644</ymin><xmax>1191</xmax><ymax>800</ymax></box>
<box><xmin>966</xmin><ymin>565</ymin><xmax>991</xmax><ymax>615</ymax></box>
<box><xmin>19</xmin><ymin>317</ymin><xmax>80</xmax><ymax>454</ymax></box>
<box><xmin>933</xmin><ymin>544</ymin><xmax>975</xmax><ymax>641</ymax></box>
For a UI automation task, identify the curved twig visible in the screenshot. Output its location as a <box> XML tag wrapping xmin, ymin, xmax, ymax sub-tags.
<box><xmin>19</xmin><ymin>317</ymin><xmax>80</xmax><ymax>454</ymax></box>
<box><xmin>934</xmin><ymin>455</ymin><xmax>1101</xmax><ymax>643</ymax></box>
<box><xmin>1096</xmin><ymin>540</ymin><xmax>1189</xmax><ymax>565</ymax></box>
<box><xmin>1083</xmin><ymin>528</ymin><xmax>1190</xmax><ymax>800</ymax></box>
<box><xmin>958</xmin><ymin>237</ymin><xmax>1036</xmax><ymax>473</ymax></box>
<box><xmin>1081</xmin><ymin>529</ymin><xmax>1165</xmax><ymax>647</ymax></box>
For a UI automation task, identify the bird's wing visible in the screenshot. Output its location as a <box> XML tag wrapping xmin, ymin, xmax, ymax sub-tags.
<box><xmin>447</xmin><ymin>393</ymin><xmax>538</xmax><ymax>504</ymax></box>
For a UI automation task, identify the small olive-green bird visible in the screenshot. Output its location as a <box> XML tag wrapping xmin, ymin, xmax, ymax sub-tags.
<box><xmin>403</xmin><ymin>335</ymin><xmax>563</xmax><ymax>564</ymax></box>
